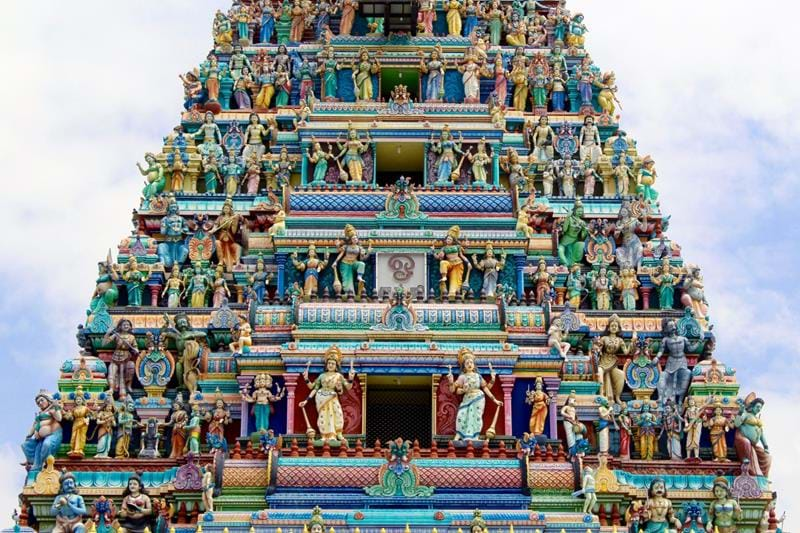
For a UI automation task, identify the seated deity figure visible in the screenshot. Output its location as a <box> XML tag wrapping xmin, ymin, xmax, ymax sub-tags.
<box><xmin>51</xmin><ymin>471</ymin><xmax>87</xmax><ymax>533</ymax></box>
<box><xmin>22</xmin><ymin>391</ymin><xmax>63</xmax><ymax>472</ymax></box>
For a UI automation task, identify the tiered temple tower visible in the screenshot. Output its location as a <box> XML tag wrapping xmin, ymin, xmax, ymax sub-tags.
<box><xmin>16</xmin><ymin>1</ymin><xmax>784</xmax><ymax>533</ymax></box>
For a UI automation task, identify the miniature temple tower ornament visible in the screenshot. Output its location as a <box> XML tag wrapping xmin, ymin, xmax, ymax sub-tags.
<box><xmin>364</xmin><ymin>438</ymin><xmax>434</xmax><ymax>497</ymax></box>
<box><xmin>447</xmin><ymin>347</ymin><xmax>503</xmax><ymax>441</ymax></box>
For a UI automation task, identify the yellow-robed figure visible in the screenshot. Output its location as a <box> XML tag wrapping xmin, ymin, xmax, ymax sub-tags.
<box><xmin>299</xmin><ymin>345</ymin><xmax>358</xmax><ymax>442</ymax></box>
<box><xmin>433</xmin><ymin>225</ymin><xmax>469</xmax><ymax>300</ymax></box>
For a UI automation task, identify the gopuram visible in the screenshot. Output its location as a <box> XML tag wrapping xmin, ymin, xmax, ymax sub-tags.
<box><xmin>15</xmin><ymin>1</ymin><xmax>784</xmax><ymax>532</ymax></box>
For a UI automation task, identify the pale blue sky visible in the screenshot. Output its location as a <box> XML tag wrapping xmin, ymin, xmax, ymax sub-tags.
<box><xmin>1</xmin><ymin>0</ymin><xmax>797</xmax><ymax>527</ymax></box>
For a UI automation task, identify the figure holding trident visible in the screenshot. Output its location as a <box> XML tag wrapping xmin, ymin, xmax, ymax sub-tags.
<box><xmin>299</xmin><ymin>346</ymin><xmax>358</xmax><ymax>444</ymax></box>
<box><xmin>447</xmin><ymin>347</ymin><xmax>503</xmax><ymax>441</ymax></box>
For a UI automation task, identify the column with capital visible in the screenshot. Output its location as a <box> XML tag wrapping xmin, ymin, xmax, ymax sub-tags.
<box><xmin>499</xmin><ymin>375</ymin><xmax>517</xmax><ymax>436</ymax></box>
<box><xmin>543</xmin><ymin>377</ymin><xmax>561</xmax><ymax>439</ymax></box>
<box><xmin>282</xmin><ymin>373</ymin><xmax>300</xmax><ymax>434</ymax></box>
<box><xmin>149</xmin><ymin>284</ymin><xmax>162</xmax><ymax>307</ymax></box>
<box><xmin>276</xmin><ymin>252</ymin><xmax>288</xmax><ymax>298</ymax></box>
<box><xmin>514</xmin><ymin>255</ymin><xmax>526</xmax><ymax>299</ymax></box>
<box><xmin>300</xmin><ymin>141</ymin><xmax>309</xmax><ymax>185</ymax></box>
<box><xmin>237</xmin><ymin>374</ymin><xmax>255</xmax><ymax>437</ymax></box>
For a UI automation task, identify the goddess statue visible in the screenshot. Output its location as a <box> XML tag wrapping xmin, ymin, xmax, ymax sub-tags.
<box><xmin>22</xmin><ymin>391</ymin><xmax>63</xmax><ymax>472</ymax></box>
<box><xmin>635</xmin><ymin>403</ymin><xmax>658</xmax><ymax>460</ymax></box>
<box><xmin>490</xmin><ymin>54</ymin><xmax>508</xmax><ymax>106</ymax></box>
<box><xmin>683</xmin><ymin>397</ymin><xmax>703</xmax><ymax>460</ymax></box>
<box><xmin>708</xmin><ymin>477</ymin><xmax>742</xmax><ymax>533</ymax></box>
<box><xmin>530</xmin><ymin>115</ymin><xmax>555</xmax><ymax>162</ymax></box>
<box><xmin>243</xmin><ymin>113</ymin><xmax>272</xmax><ymax>161</ymax></box>
<box><xmin>560</xmin><ymin>391</ymin><xmax>578</xmax><ymax>453</ymax></box>
<box><xmin>462</xmin><ymin>0</ymin><xmax>479</xmax><ymax>37</ymax></box>
<box><xmin>259</xmin><ymin>1</ymin><xmax>276</xmax><ymax>43</ymax></box>
<box><xmin>616</xmin><ymin>402</ymin><xmax>632</xmax><ymax>458</ymax></box>
<box><xmin>662</xmin><ymin>400</ymin><xmax>683</xmax><ymax>460</ymax></box>
<box><xmin>596</xmin><ymin>396</ymin><xmax>616</xmax><ymax>456</ymax></box>
<box><xmin>419</xmin><ymin>45</ymin><xmax>446</xmax><ymax>102</ymax></box>
<box><xmin>471</xmin><ymin>243</ymin><xmax>506</xmax><ymax>297</ymax></box>
<box><xmin>291</xmin><ymin>243</ymin><xmax>329</xmax><ymax>298</ymax></box>
<box><xmin>565</xmin><ymin>264</ymin><xmax>585</xmax><ymax>308</ymax></box>
<box><xmin>248</xmin><ymin>257</ymin><xmax>272</xmax><ymax>304</ymax></box>
<box><xmin>458</xmin><ymin>49</ymin><xmax>486</xmax><ymax>103</ymax></box>
<box><xmin>433</xmin><ymin>226</ymin><xmax>469</xmax><ymax>300</ymax></box>
<box><xmin>103</xmin><ymin>319</ymin><xmax>139</xmax><ymax>399</ymax></box>
<box><xmin>531</xmin><ymin>257</ymin><xmax>552</xmax><ymax>305</ymax></box>
<box><xmin>168</xmin><ymin>147</ymin><xmax>186</xmax><ymax>191</ymax></box>
<box><xmin>51</xmin><ymin>472</ymin><xmax>87</xmax><ymax>533</ymax></box>
<box><xmin>525</xmin><ymin>377</ymin><xmax>549</xmax><ymax>435</ymax></box>
<box><xmin>164</xmin><ymin>394</ymin><xmax>188</xmax><ymax>459</ymax></box>
<box><xmin>351</xmin><ymin>47</ymin><xmax>381</xmax><ymax>101</ymax></box>
<box><xmin>574</xmin><ymin>55</ymin><xmax>595</xmax><ymax>109</ymax></box>
<box><xmin>138</xmin><ymin>153</ymin><xmax>166</xmax><ymax>200</ymax></box>
<box><xmin>93</xmin><ymin>399</ymin><xmax>115</xmax><ymax>458</ymax></box>
<box><xmin>289</xmin><ymin>0</ymin><xmax>304</xmax><ymax>41</ymax></box>
<box><xmin>556</xmin><ymin>200</ymin><xmax>588</xmax><ymax>267</ymax></box>
<box><xmin>640</xmin><ymin>478</ymin><xmax>682</xmax><ymax>533</ymax></box>
<box><xmin>614</xmin><ymin>201</ymin><xmax>647</xmax><ymax>269</ymax></box>
<box><xmin>90</xmin><ymin>260</ymin><xmax>119</xmax><ymax>314</ymax></box>
<box><xmin>595</xmin><ymin>71</ymin><xmax>618</xmax><ymax>116</ymax></box>
<box><xmin>213</xmin><ymin>11</ymin><xmax>233</xmax><ymax>52</ymax></box>
<box><xmin>274</xmin><ymin>64</ymin><xmax>292</xmax><ymax>107</ymax></box>
<box><xmin>211</xmin><ymin>265</ymin><xmax>230</xmax><ymax>308</ymax></box>
<box><xmin>509</xmin><ymin>61</ymin><xmax>528</xmax><ymax>112</ymax></box>
<box><xmin>339</xmin><ymin>0</ymin><xmax>358</xmax><ymax>35</ymax></box>
<box><xmin>616</xmin><ymin>268</ymin><xmax>639</xmax><ymax>311</ymax></box>
<box><xmin>594</xmin><ymin>314</ymin><xmax>636</xmax><ymax>404</ymax></box>
<box><xmin>592</xmin><ymin>265</ymin><xmax>615</xmax><ymax>311</ymax></box>
<box><xmin>299</xmin><ymin>345</ymin><xmax>357</xmax><ymax>442</ymax></box>
<box><xmin>205</xmin><ymin>390</ymin><xmax>231</xmax><ymax>442</ymax></box>
<box><xmin>241</xmin><ymin>373</ymin><xmax>285</xmax><ymax>433</ymax></box>
<box><xmin>445</xmin><ymin>0</ymin><xmax>462</xmax><ymax>36</ymax></box>
<box><xmin>650</xmin><ymin>257</ymin><xmax>682</xmax><ymax>310</ymax></box>
<box><xmin>483</xmin><ymin>0</ymin><xmax>506</xmax><ymax>46</ymax></box>
<box><xmin>637</xmin><ymin>155</ymin><xmax>659</xmax><ymax>206</ymax></box>
<box><xmin>195</xmin><ymin>111</ymin><xmax>223</xmax><ymax>145</ymax></box>
<box><xmin>336</xmin><ymin>123</ymin><xmax>371</xmax><ymax>183</ymax></box>
<box><xmin>114</xmin><ymin>400</ymin><xmax>135</xmax><ymax>458</ymax></box>
<box><xmin>430</xmin><ymin>125</ymin><xmax>464</xmax><ymax>185</ymax></box>
<box><xmin>703</xmin><ymin>401</ymin><xmax>732</xmax><ymax>462</ymax></box>
<box><xmin>332</xmin><ymin>224</ymin><xmax>372</xmax><ymax>297</ymax></box>
<box><xmin>186</xmin><ymin>262</ymin><xmax>212</xmax><ymax>308</ymax></box>
<box><xmin>158</xmin><ymin>201</ymin><xmax>190</xmax><ymax>269</ymax></box>
<box><xmin>65</xmin><ymin>389</ymin><xmax>91</xmax><ymax>458</ymax></box>
<box><xmin>734</xmin><ymin>393</ymin><xmax>771</xmax><ymax>476</ymax></box>
<box><xmin>447</xmin><ymin>347</ymin><xmax>502</xmax><ymax>441</ymax></box>
<box><xmin>466</xmin><ymin>138</ymin><xmax>492</xmax><ymax>187</ymax></box>
<box><xmin>681</xmin><ymin>267</ymin><xmax>709</xmax><ymax>322</ymax></box>
<box><xmin>307</xmin><ymin>139</ymin><xmax>333</xmax><ymax>186</ymax></box>
<box><xmin>118</xmin><ymin>474</ymin><xmax>152</xmax><ymax>533</ymax></box>
<box><xmin>317</xmin><ymin>47</ymin><xmax>340</xmax><ymax>101</ymax></box>
<box><xmin>209</xmin><ymin>198</ymin><xmax>242</xmax><ymax>272</ymax></box>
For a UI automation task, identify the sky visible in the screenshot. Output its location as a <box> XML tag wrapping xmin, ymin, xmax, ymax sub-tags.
<box><xmin>1</xmin><ymin>0</ymin><xmax>798</xmax><ymax>528</ymax></box>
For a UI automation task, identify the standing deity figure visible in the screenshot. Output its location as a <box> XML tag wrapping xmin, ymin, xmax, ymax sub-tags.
<box><xmin>160</xmin><ymin>313</ymin><xmax>207</xmax><ymax>394</ymax></box>
<box><xmin>351</xmin><ymin>47</ymin><xmax>381</xmax><ymax>101</ymax></box>
<box><xmin>703</xmin><ymin>402</ymin><xmax>732</xmax><ymax>462</ymax></box>
<box><xmin>103</xmin><ymin>319</ymin><xmax>138</xmax><ymax>399</ymax></box>
<box><xmin>557</xmin><ymin>159</ymin><xmax>578</xmax><ymax>197</ymax></box>
<box><xmin>683</xmin><ymin>397</ymin><xmax>703</xmax><ymax>460</ymax></box>
<box><xmin>550</xmin><ymin>66</ymin><xmax>567</xmax><ymax>111</ymax></box>
<box><xmin>557</xmin><ymin>200</ymin><xmax>588</xmax><ymax>267</ymax></box>
<box><xmin>579</xmin><ymin>466</ymin><xmax>597</xmax><ymax>516</ymax></box>
<box><xmin>681</xmin><ymin>267</ymin><xmax>709</xmax><ymax>322</ymax></box>
<box><xmin>467</xmin><ymin>138</ymin><xmax>492</xmax><ymax>187</ymax></box>
<box><xmin>509</xmin><ymin>60</ymin><xmax>529</xmax><ymax>112</ymax></box>
<box><xmin>243</xmin><ymin>113</ymin><xmax>272</xmax><ymax>161</ymax></box>
<box><xmin>299</xmin><ymin>345</ymin><xmax>357</xmax><ymax>442</ymax></box>
<box><xmin>662</xmin><ymin>400</ymin><xmax>683</xmax><ymax>460</ymax></box>
<box><xmin>118</xmin><ymin>474</ymin><xmax>153</xmax><ymax>533</ymax></box>
<box><xmin>274</xmin><ymin>64</ymin><xmax>292</xmax><ymax>107</ymax></box>
<box><xmin>417</xmin><ymin>0</ymin><xmax>436</xmax><ymax>35</ymax></box>
<box><xmin>138</xmin><ymin>153</ymin><xmax>166</xmax><ymax>200</ymax></box>
<box><xmin>419</xmin><ymin>45</ymin><xmax>446</xmax><ymax>102</ymax></box>
<box><xmin>314</xmin><ymin>1</ymin><xmax>335</xmax><ymax>41</ymax></box>
<box><xmin>202</xmin><ymin>54</ymin><xmax>222</xmax><ymax>104</ymax></box>
<box><xmin>241</xmin><ymin>373</ymin><xmax>285</xmax><ymax>433</ymax></box>
<box><xmin>90</xmin><ymin>259</ymin><xmax>119</xmax><ymax>314</ymax></box>
<box><xmin>459</xmin><ymin>49</ymin><xmax>486</xmax><ymax>104</ymax></box>
<box><xmin>614</xmin><ymin>201</ymin><xmax>647</xmax><ymax>269</ymax></box>
<box><xmin>169</xmin><ymin>147</ymin><xmax>186</xmax><ymax>191</ymax></box>
<box><xmin>292</xmin><ymin>243</ymin><xmax>329</xmax><ymax>299</ymax></box>
<box><xmin>22</xmin><ymin>391</ymin><xmax>63</xmax><ymax>472</ymax></box>
<box><xmin>114</xmin><ymin>400</ymin><xmax>136</xmax><ymax>458</ymax></box>
<box><xmin>223</xmin><ymin>155</ymin><xmax>243</xmax><ymax>196</ymax></box>
<box><xmin>635</xmin><ymin>403</ymin><xmax>659</xmax><ymax>461</ymax></box>
<box><xmin>433</xmin><ymin>226</ymin><xmax>469</xmax><ymax>300</ymax></box>
<box><xmin>734</xmin><ymin>393</ymin><xmax>771</xmax><ymax>477</ymax></box>
<box><xmin>447</xmin><ymin>347</ymin><xmax>502</xmax><ymax>441</ymax></box>
<box><xmin>637</xmin><ymin>155</ymin><xmax>659</xmax><ymax>205</ymax></box>
<box><xmin>530</xmin><ymin>115</ymin><xmax>555</xmax><ymax>162</ymax></box>
<box><xmin>595</xmin><ymin>71</ymin><xmax>618</xmax><ymax>116</ymax></box>
<box><xmin>484</xmin><ymin>0</ymin><xmax>506</xmax><ymax>46</ymax></box>
<box><xmin>228</xmin><ymin>45</ymin><xmax>252</xmax><ymax>81</ymax></box>
<box><xmin>318</xmin><ymin>47</ymin><xmax>340</xmax><ymax>101</ymax></box>
<box><xmin>471</xmin><ymin>243</ymin><xmax>506</xmax><ymax>298</ymax></box>
<box><xmin>530</xmin><ymin>65</ymin><xmax>549</xmax><ymax>110</ymax></box>
<box><xmin>51</xmin><ymin>472</ymin><xmax>87</xmax><ymax>533</ymax></box>
<box><xmin>186</xmin><ymin>262</ymin><xmax>211</xmax><ymax>308</ymax></box>
<box><xmin>531</xmin><ymin>257</ymin><xmax>553</xmax><ymax>305</ymax></box>
<box><xmin>336</xmin><ymin>123</ymin><xmax>371</xmax><ymax>183</ymax></box>
<box><xmin>594</xmin><ymin>314</ymin><xmax>636</xmax><ymax>404</ymax></box>
<box><xmin>560</xmin><ymin>391</ymin><xmax>578</xmax><ymax>453</ymax></box>
<box><xmin>590</xmin><ymin>265</ymin><xmax>614</xmax><ymax>311</ymax></box>
<box><xmin>655</xmin><ymin>319</ymin><xmax>693</xmax><ymax>407</ymax></box>
<box><xmin>205</xmin><ymin>390</ymin><xmax>231</xmax><ymax>443</ymax></box>
<box><xmin>640</xmin><ymin>479</ymin><xmax>682</xmax><ymax>533</ymax></box>
<box><xmin>708</xmin><ymin>477</ymin><xmax>743</xmax><ymax>533</ymax></box>
<box><xmin>248</xmin><ymin>257</ymin><xmax>272</xmax><ymax>304</ymax></box>
<box><xmin>209</xmin><ymin>198</ymin><xmax>242</xmax><ymax>272</ymax></box>
<box><xmin>525</xmin><ymin>377</ymin><xmax>549</xmax><ymax>435</ymax></box>
<box><xmin>445</xmin><ymin>0</ymin><xmax>462</xmax><ymax>36</ymax></box>
<box><xmin>566</xmin><ymin>264</ymin><xmax>585</xmax><ymax>308</ymax></box>
<box><xmin>616</xmin><ymin>268</ymin><xmax>640</xmax><ymax>311</ymax></box>
<box><xmin>185</xmin><ymin>403</ymin><xmax>202</xmax><ymax>455</ymax></box>
<box><xmin>339</xmin><ymin>0</ymin><xmax>358</xmax><ymax>35</ymax></box>
<box><xmin>213</xmin><ymin>10</ymin><xmax>234</xmax><ymax>51</ymax></box>
<box><xmin>195</xmin><ymin>111</ymin><xmax>223</xmax><ymax>145</ymax></box>
<box><xmin>93</xmin><ymin>399</ymin><xmax>116</xmax><ymax>458</ymax></box>
<box><xmin>307</xmin><ymin>140</ymin><xmax>333</xmax><ymax>186</ymax></box>
<box><xmin>260</xmin><ymin>0</ymin><xmax>276</xmax><ymax>43</ymax></box>
<box><xmin>332</xmin><ymin>224</ymin><xmax>372</xmax><ymax>297</ymax></box>
<box><xmin>616</xmin><ymin>402</ymin><xmax>632</xmax><ymax>458</ymax></box>
<box><xmin>289</xmin><ymin>0</ymin><xmax>304</xmax><ymax>41</ymax></box>
<box><xmin>650</xmin><ymin>257</ymin><xmax>682</xmax><ymax>310</ymax></box>
<box><xmin>505</xmin><ymin>10</ymin><xmax>527</xmax><ymax>46</ymax></box>
<box><xmin>596</xmin><ymin>396</ymin><xmax>616</xmax><ymax>456</ymax></box>
<box><xmin>158</xmin><ymin>201</ymin><xmax>190</xmax><ymax>269</ymax></box>
<box><xmin>431</xmin><ymin>126</ymin><xmax>465</xmax><ymax>185</ymax></box>
<box><xmin>613</xmin><ymin>158</ymin><xmax>635</xmax><ymax>196</ymax></box>
<box><xmin>574</xmin><ymin>55</ymin><xmax>595</xmax><ymax>109</ymax></box>
<box><xmin>202</xmin><ymin>153</ymin><xmax>221</xmax><ymax>193</ymax></box>
<box><xmin>582</xmin><ymin>157</ymin><xmax>598</xmax><ymax>197</ymax></box>
<box><xmin>579</xmin><ymin>115</ymin><xmax>602</xmax><ymax>165</ymax></box>
<box><xmin>211</xmin><ymin>265</ymin><xmax>230</xmax><ymax>308</ymax></box>
<box><xmin>65</xmin><ymin>389</ymin><xmax>91</xmax><ymax>458</ymax></box>
<box><xmin>201</xmin><ymin>466</ymin><xmax>214</xmax><ymax>513</ymax></box>
<box><xmin>491</xmin><ymin>54</ymin><xmax>508</xmax><ymax>106</ymax></box>
<box><xmin>164</xmin><ymin>394</ymin><xmax>188</xmax><ymax>459</ymax></box>
<box><xmin>243</xmin><ymin>155</ymin><xmax>262</xmax><ymax>194</ymax></box>
<box><xmin>567</xmin><ymin>13</ymin><xmax>588</xmax><ymax>48</ymax></box>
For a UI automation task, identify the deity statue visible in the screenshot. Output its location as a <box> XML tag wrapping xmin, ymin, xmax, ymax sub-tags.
<box><xmin>209</xmin><ymin>198</ymin><xmax>242</xmax><ymax>272</ymax></box>
<box><xmin>509</xmin><ymin>60</ymin><xmax>529</xmax><ymax>112</ymax></box>
<box><xmin>351</xmin><ymin>47</ymin><xmax>381</xmax><ymax>101</ymax></box>
<box><xmin>483</xmin><ymin>0</ymin><xmax>506</xmax><ymax>46</ymax></box>
<box><xmin>616</xmin><ymin>267</ymin><xmax>640</xmax><ymax>310</ymax></box>
<box><xmin>254</xmin><ymin>62</ymin><xmax>275</xmax><ymax>109</ymax></box>
<box><xmin>430</xmin><ymin>125</ymin><xmax>466</xmax><ymax>185</ymax></box>
<box><xmin>531</xmin><ymin>65</ymin><xmax>549</xmax><ymax>110</ymax></box>
<box><xmin>419</xmin><ymin>45</ymin><xmax>446</xmax><ymax>102</ymax></box>
<box><xmin>336</xmin><ymin>123</ymin><xmax>371</xmax><ymax>183</ymax></box>
<box><xmin>639</xmin><ymin>478</ymin><xmax>682</xmax><ymax>533</ymax></box>
<box><xmin>635</xmin><ymin>403</ymin><xmax>659</xmax><ymax>460</ymax></box>
<box><xmin>703</xmin><ymin>401</ymin><xmax>732</xmax><ymax>462</ymax></box>
<box><xmin>445</xmin><ymin>0</ymin><xmax>462</xmax><ymax>36</ymax></box>
<box><xmin>158</xmin><ymin>201</ymin><xmax>190</xmax><ymax>269</ymax></box>
<box><xmin>51</xmin><ymin>472</ymin><xmax>87</xmax><ymax>533</ymax></box>
<box><xmin>202</xmin><ymin>466</ymin><xmax>214</xmax><ymax>513</ymax></box>
<box><xmin>566</xmin><ymin>264</ymin><xmax>585</xmax><ymax>308</ymax></box>
<box><xmin>185</xmin><ymin>403</ymin><xmax>203</xmax><ymax>455</ymax></box>
<box><xmin>211</xmin><ymin>265</ymin><xmax>230</xmax><ymax>308</ymax></box>
<box><xmin>299</xmin><ymin>345</ymin><xmax>357</xmax><ymax>442</ymax></box>
<box><xmin>332</xmin><ymin>224</ymin><xmax>372</xmax><ymax>297</ymax></box>
<box><xmin>229</xmin><ymin>317</ymin><xmax>252</xmax><ymax>353</ymax></box>
<box><xmin>202</xmin><ymin>153</ymin><xmax>221</xmax><ymax>194</ymax></box>
<box><xmin>195</xmin><ymin>111</ymin><xmax>223</xmax><ymax>146</ymax></box>
<box><xmin>650</xmin><ymin>257</ymin><xmax>682</xmax><ymax>310</ymax></box>
<box><xmin>547</xmin><ymin>319</ymin><xmax>570</xmax><ymax>358</ymax></box>
<box><xmin>232</xmin><ymin>66</ymin><xmax>253</xmax><ymax>109</ymax></box>
<box><xmin>291</xmin><ymin>243</ymin><xmax>329</xmax><ymax>299</ymax></box>
<box><xmin>708</xmin><ymin>477</ymin><xmax>742</xmax><ymax>533</ymax></box>
<box><xmin>433</xmin><ymin>226</ymin><xmax>469</xmax><ymax>300</ymax></box>
<box><xmin>596</xmin><ymin>396</ymin><xmax>616</xmax><ymax>456</ymax></box>
<box><xmin>93</xmin><ymin>399</ymin><xmax>116</xmax><ymax>458</ymax></box>
<box><xmin>581</xmin><ymin>157</ymin><xmax>598</xmax><ymax>197</ymax></box>
<box><xmin>118</xmin><ymin>474</ymin><xmax>153</xmax><ymax>533</ymax></box>
<box><xmin>243</xmin><ymin>113</ymin><xmax>272</xmax><ymax>161</ymax></box>
<box><xmin>164</xmin><ymin>394</ymin><xmax>188</xmax><ymax>459</ymax></box>
<box><xmin>578</xmin><ymin>115</ymin><xmax>601</xmax><ymax>165</ymax></box>
<box><xmin>530</xmin><ymin>115</ymin><xmax>555</xmax><ymax>162</ymax></box>
<box><xmin>680</xmin><ymin>267</ymin><xmax>709</xmax><ymax>322</ymax></box>
<box><xmin>259</xmin><ymin>1</ymin><xmax>276</xmax><ymax>43</ymax></box>
<box><xmin>471</xmin><ymin>243</ymin><xmax>506</xmax><ymax>298</ymax></box>
<box><xmin>22</xmin><ymin>391</ymin><xmax>63</xmax><ymax>472</ymax></box>
<box><xmin>556</xmin><ymin>200</ymin><xmax>588</xmax><ymax>267</ymax></box>
<box><xmin>589</xmin><ymin>265</ymin><xmax>613</xmax><ymax>311</ymax></box>
<box><xmin>168</xmin><ymin>147</ymin><xmax>186</xmax><ymax>191</ymax></box>
<box><xmin>655</xmin><ymin>319</ymin><xmax>693</xmax><ymax>407</ymax></box>
<box><xmin>160</xmin><ymin>313</ymin><xmax>207</xmax><ymax>393</ymax></box>
<box><xmin>683</xmin><ymin>397</ymin><xmax>703</xmax><ymax>461</ymax></box>
<box><xmin>201</xmin><ymin>54</ymin><xmax>222</xmax><ymax>104</ymax></box>
<box><xmin>579</xmin><ymin>466</ymin><xmax>597</xmax><ymax>516</ymax></box>
<box><xmin>525</xmin><ymin>377</ymin><xmax>549</xmax><ymax>435</ymax></box>
<box><xmin>243</xmin><ymin>153</ymin><xmax>262</xmax><ymax>194</ymax></box>
<box><xmin>307</xmin><ymin>140</ymin><xmax>333</xmax><ymax>186</ymax></box>
<box><xmin>734</xmin><ymin>393</ymin><xmax>771</xmax><ymax>477</ymax></box>
<box><xmin>114</xmin><ymin>400</ymin><xmax>136</xmax><ymax>458</ymax></box>
<box><xmin>90</xmin><ymin>259</ymin><xmax>119</xmax><ymax>315</ymax></box>
<box><xmin>560</xmin><ymin>391</ymin><xmax>578</xmax><ymax>453</ymax></box>
<box><xmin>501</xmin><ymin>148</ymin><xmax>525</xmax><ymax>204</ymax></box>
<box><xmin>469</xmin><ymin>510</ymin><xmax>487</xmax><ymax>533</ymax></box>
<box><xmin>617</xmin><ymin>402</ymin><xmax>632</xmax><ymax>458</ymax></box>
<box><xmin>314</xmin><ymin>1</ymin><xmax>335</xmax><ymax>41</ymax></box>
<box><xmin>488</xmin><ymin>55</ymin><xmax>508</xmax><ymax>107</ymax></box>
<box><xmin>339</xmin><ymin>0</ymin><xmax>358</xmax><ymax>35</ymax></box>
<box><xmin>447</xmin><ymin>347</ymin><xmax>502</xmax><ymax>441</ymax></box>
<box><xmin>595</xmin><ymin>71</ymin><xmax>618</xmax><ymax>116</ymax></box>
<box><xmin>574</xmin><ymin>55</ymin><xmax>595</xmax><ymax>109</ymax></box>
<box><xmin>614</xmin><ymin>201</ymin><xmax>647</xmax><ymax>269</ymax></box>
<box><xmin>213</xmin><ymin>10</ymin><xmax>234</xmax><ymax>51</ymax></box>
<box><xmin>531</xmin><ymin>257</ymin><xmax>552</xmax><ymax>305</ymax></box>
<box><xmin>289</xmin><ymin>0</ymin><xmax>304</xmax><ymax>41</ymax></box>
<box><xmin>556</xmin><ymin>158</ymin><xmax>578</xmax><ymax>197</ymax></box>
<box><xmin>274</xmin><ymin>64</ymin><xmax>292</xmax><ymax>107</ymax></box>
<box><xmin>138</xmin><ymin>153</ymin><xmax>166</xmax><ymax>200</ymax></box>
<box><xmin>228</xmin><ymin>45</ymin><xmax>252</xmax><ymax>81</ymax></box>
<box><xmin>466</xmin><ymin>138</ymin><xmax>492</xmax><ymax>187</ymax></box>
<box><xmin>594</xmin><ymin>314</ymin><xmax>636</xmax><ymax>404</ymax></box>
<box><xmin>186</xmin><ymin>262</ymin><xmax>212</xmax><ymax>308</ymax></box>
<box><xmin>222</xmin><ymin>155</ymin><xmax>243</xmax><ymax>196</ymax></box>
<box><xmin>65</xmin><ymin>389</ymin><xmax>91</xmax><ymax>459</ymax></box>
<box><xmin>248</xmin><ymin>257</ymin><xmax>272</xmax><ymax>304</ymax></box>
<box><xmin>417</xmin><ymin>0</ymin><xmax>436</xmax><ymax>35</ymax></box>
<box><xmin>241</xmin><ymin>373</ymin><xmax>285</xmax><ymax>433</ymax></box>
<box><xmin>636</xmin><ymin>155</ymin><xmax>659</xmax><ymax>206</ymax></box>
<box><xmin>613</xmin><ymin>158</ymin><xmax>635</xmax><ymax>196</ymax></box>
<box><xmin>102</xmin><ymin>319</ymin><xmax>138</xmax><ymax>399</ymax></box>
<box><xmin>549</xmin><ymin>66</ymin><xmax>567</xmax><ymax>112</ymax></box>
<box><xmin>317</xmin><ymin>47</ymin><xmax>340</xmax><ymax>101</ymax></box>
<box><xmin>567</xmin><ymin>13</ymin><xmax>587</xmax><ymax>48</ymax></box>
<box><xmin>205</xmin><ymin>390</ymin><xmax>231</xmax><ymax>443</ymax></box>
<box><xmin>505</xmin><ymin>10</ymin><xmax>527</xmax><ymax>46</ymax></box>
<box><xmin>459</xmin><ymin>49</ymin><xmax>486</xmax><ymax>104</ymax></box>
<box><xmin>662</xmin><ymin>400</ymin><xmax>683</xmax><ymax>460</ymax></box>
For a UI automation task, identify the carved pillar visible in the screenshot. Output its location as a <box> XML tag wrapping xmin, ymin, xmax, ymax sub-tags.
<box><xmin>499</xmin><ymin>375</ymin><xmax>516</xmax><ymax>436</ymax></box>
<box><xmin>555</xmin><ymin>287</ymin><xmax>566</xmax><ymax>305</ymax></box>
<box><xmin>235</xmin><ymin>284</ymin><xmax>244</xmax><ymax>304</ymax></box>
<box><xmin>542</xmin><ymin>377</ymin><xmax>561</xmax><ymax>438</ymax></box>
<box><xmin>492</xmin><ymin>147</ymin><xmax>500</xmax><ymax>187</ymax></box>
<box><xmin>514</xmin><ymin>255</ymin><xmax>526</xmax><ymax>299</ymax></box>
<box><xmin>276</xmin><ymin>252</ymin><xmax>288</xmax><ymax>298</ymax></box>
<box><xmin>149</xmin><ymin>284</ymin><xmax>162</xmax><ymax>307</ymax></box>
<box><xmin>283</xmin><ymin>373</ymin><xmax>299</xmax><ymax>434</ymax></box>
<box><xmin>423</xmin><ymin>143</ymin><xmax>430</xmax><ymax>186</ymax></box>
<box><xmin>220</xmin><ymin>78</ymin><xmax>234</xmax><ymax>111</ymax></box>
<box><xmin>300</xmin><ymin>141</ymin><xmax>309</xmax><ymax>185</ymax></box>
<box><xmin>639</xmin><ymin>286</ymin><xmax>652</xmax><ymax>310</ymax></box>
<box><xmin>370</xmin><ymin>142</ymin><xmax>377</xmax><ymax>185</ymax></box>
<box><xmin>237</xmin><ymin>375</ymin><xmax>254</xmax><ymax>437</ymax></box>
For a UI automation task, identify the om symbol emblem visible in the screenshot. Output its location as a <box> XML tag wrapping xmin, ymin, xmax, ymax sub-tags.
<box><xmin>388</xmin><ymin>254</ymin><xmax>416</xmax><ymax>282</ymax></box>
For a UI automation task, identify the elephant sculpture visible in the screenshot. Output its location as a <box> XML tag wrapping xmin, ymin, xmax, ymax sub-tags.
<box><xmin>593</xmin><ymin>314</ymin><xmax>637</xmax><ymax>404</ymax></box>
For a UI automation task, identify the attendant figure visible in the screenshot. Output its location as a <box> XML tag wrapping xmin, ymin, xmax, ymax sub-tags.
<box><xmin>447</xmin><ymin>348</ymin><xmax>502</xmax><ymax>441</ymax></box>
<box><xmin>525</xmin><ymin>377</ymin><xmax>549</xmax><ymax>435</ymax></box>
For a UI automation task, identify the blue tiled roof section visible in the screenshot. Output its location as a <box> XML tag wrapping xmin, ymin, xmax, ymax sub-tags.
<box><xmin>289</xmin><ymin>193</ymin><xmax>513</xmax><ymax>213</ymax></box>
